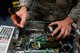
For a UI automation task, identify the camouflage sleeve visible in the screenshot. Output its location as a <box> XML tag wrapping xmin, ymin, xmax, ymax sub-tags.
<box><xmin>19</xmin><ymin>0</ymin><xmax>32</xmax><ymax>7</ymax></box>
<box><xmin>68</xmin><ymin>0</ymin><xmax>80</xmax><ymax>22</ymax></box>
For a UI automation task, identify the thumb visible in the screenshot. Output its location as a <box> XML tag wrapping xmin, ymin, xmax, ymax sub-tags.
<box><xmin>49</xmin><ymin>22</ymin><xmax>58</xmax><ymax>26</ymax></box>
<box><xmin>20</xmin><ymin>18</ymin><xmax>26</xmax><ymax>28</ymax></box>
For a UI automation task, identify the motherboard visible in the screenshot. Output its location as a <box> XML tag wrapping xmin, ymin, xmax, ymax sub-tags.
<box><xmin>13</xmin><ymin>19</ymin><xmax>75</xmax><ymax>53</ymax></box>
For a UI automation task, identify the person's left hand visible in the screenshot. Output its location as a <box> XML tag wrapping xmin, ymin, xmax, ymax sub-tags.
<box><xmin>49</xmin><ymin>17</ymin><xmax>74</xmax><ymax>40</ymax></box>
<box><xmin>11</xmin><ymin>6</ymin><xmax>27</xmax><ymax>28</ymax></box>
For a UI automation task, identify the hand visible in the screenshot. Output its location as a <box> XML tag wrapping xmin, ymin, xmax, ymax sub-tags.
<box><xmin>49</xmin><ymin>17</ymin><xmax>74</xmax><ymax>40</ymax></box>
<box><xmin>11</xmin><ymin>6</ymin><xmax>27</xmax><ymax>28</ymax></box>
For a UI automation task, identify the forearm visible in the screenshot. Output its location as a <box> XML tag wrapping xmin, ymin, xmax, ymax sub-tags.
<box><xmin>68</xmin><ymin>0</ymin><xmax>80</xmax><ymax>22</ymax></box>
<box><xmin>19</xmin><ymin>0</ymin><xmax>32</xmax><ymax>7</ymax></box>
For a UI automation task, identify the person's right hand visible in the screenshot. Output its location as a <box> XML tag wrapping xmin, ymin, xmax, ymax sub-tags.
<box><xmin>11</xmin><ymin>6</ymin><xmax>28</xmax><ymax>28</ymax></box>
<box><xmin>49</xmin><ymin>17</ymin><xmax>74</xmax><ymax>40</ymax></box>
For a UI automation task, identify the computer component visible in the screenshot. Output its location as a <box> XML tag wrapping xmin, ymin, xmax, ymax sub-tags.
<box><xmin>14</xmin><ymin>20</ymin><xmax>75</xmax><ymax>53</ymax></box>
<box><xmin>0</xmin><ymin>25</ymin><xmax>15</xmax><ymax>53</ymax></box>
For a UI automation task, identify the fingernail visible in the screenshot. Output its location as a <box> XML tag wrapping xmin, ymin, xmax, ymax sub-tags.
<box><xmin>20</xmin><ymin>25</ymin><xmax>24</xmax><ymax>28</ymax></box>
<box><xmin>51</xmin><ymin>34</ymin><xmax>53</xmax><ymax>36</ymax></box>
<box><xmin>56</xmin><ymin>36</ymin><xmax>59</xmax><ymax>40</ymax></box>
<box><xmin>56</xmin><ymin>38</ymin><xmax>58</xmax><ymax>40</ymax></box>
<box><xmin>52</xmin><ymin>34</ymin><xmax>55</xmax><ymax>37</ymax></box>
<box><xmin>63</xmin><ymin>37</ymin><xmax>65</xmax><ymax>39</ymax></box>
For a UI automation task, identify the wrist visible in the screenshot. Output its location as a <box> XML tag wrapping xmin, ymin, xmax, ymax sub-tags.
<box><xmin>20</xmin><ymin>6</ymin><xmax>27</xmax><ymax>11</ymax></box>
<box><xmin>20</xmin><ymin>5</ymin><xmax>30</xmax><ymax>11</ymax></box>
<box><xmin>64</xmin><ymin>17</ymin><xmax>74</xmax><ymax>24</ymax></box>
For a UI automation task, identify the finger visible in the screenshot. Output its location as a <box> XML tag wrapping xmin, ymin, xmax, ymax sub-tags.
<box><xmin>11</xmin><ymin>16</ymin><xmax>20</xmax><ymax>27</ymax></box>
<box><xmin>49</xmin><ymin>22</ymin><xmax>58</xmax><ymax>26</ymax></box>
<box><xmin>20</xmin><ymin>17</ymin><xmax>26</xmax><ymax>28</ymax></box>
<box><xmin>56</xmin><ymin>27</ymin><xmax>65</xmax><ymax>40</ymax></box>
<box><xmin>52</xmin><ymin>26</ymin><xmax>61</xmax><ymax>36</ymax></box>
<box><xmin>63</xmin><ymin>28</ymin><xmax>70</xmax><ymax>38</ymax></box>
<box><xmin>13</xmin><ymin>20</ymin><xmax>20</xmax><ymax>27</ymax></box>
<box><xmin>68</xmin><ymin>26</ymin><xmax>72</xmax><ymax>34</ymax></box>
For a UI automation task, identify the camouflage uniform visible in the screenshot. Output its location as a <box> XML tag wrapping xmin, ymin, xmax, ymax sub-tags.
<box><xmin>20</xmin><ymin>0</ymin><xmax>79</xmax><ymax>22</ymax></box>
